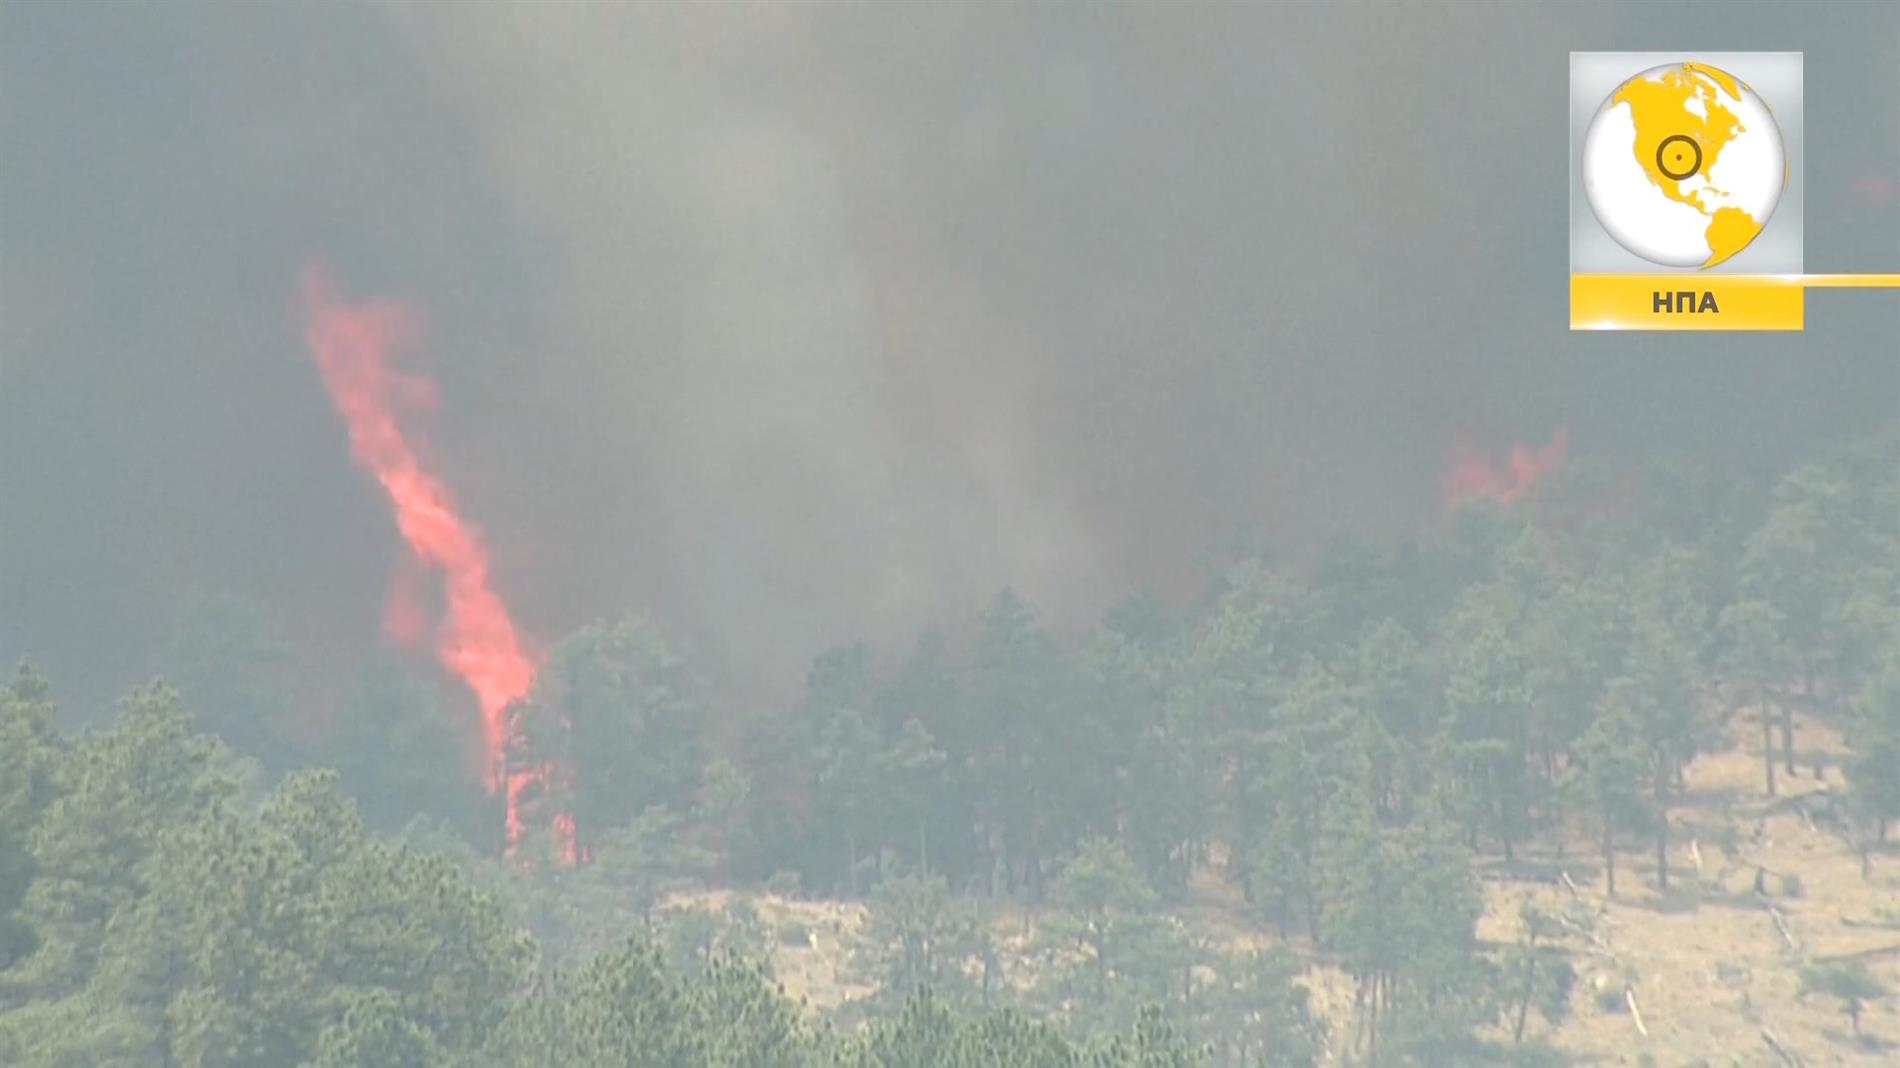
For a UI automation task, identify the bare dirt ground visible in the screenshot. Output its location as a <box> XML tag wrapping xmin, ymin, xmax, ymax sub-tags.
<box><xmin>676</xmin><ymin>710</ymin><xmax>1897</xmax><ymax>1065</ymax></box>
<box><xmin>1483</xmin><ymin>713</ymin><xmax>1900</xmax><ymax>1067</ymax></box>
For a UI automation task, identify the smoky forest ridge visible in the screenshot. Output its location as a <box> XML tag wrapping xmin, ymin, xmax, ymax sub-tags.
<box><xmin>1</xmin><ymin>422</ymin><xmax>1897</xmax><ymax>1067</ymax></box>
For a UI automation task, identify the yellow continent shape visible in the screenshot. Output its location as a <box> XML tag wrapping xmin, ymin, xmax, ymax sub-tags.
<box><xmin>1611</xmin><ymin>62</ymin><xmax>1762</xmax><ymax>267</ymax></box>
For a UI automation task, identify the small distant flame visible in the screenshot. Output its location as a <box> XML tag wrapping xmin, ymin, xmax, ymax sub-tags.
<box><xmin>302</xmin><ymin>267</ymin><xmax>573</xmax><ymax>862</ymax></box>
<box><xmin>1444</xmin><ymin>427</ymin><xmax>1569</xmax><ymax>506</ymax></box>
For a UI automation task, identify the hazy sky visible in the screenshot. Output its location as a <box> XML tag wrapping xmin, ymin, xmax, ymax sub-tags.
<box><xmin>1</xmin><ymin>1</ymin><xmax>1894</xmax><ymax>711</ymax></box>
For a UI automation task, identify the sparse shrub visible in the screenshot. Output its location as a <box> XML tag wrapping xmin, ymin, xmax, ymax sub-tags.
<box><xmin>658</xmin><ymin>904</ymin><xmax>723</xmax><ymax>972</ymax></box>
<box><xmin>1713</xmin><ymin>824</ymin><xmax>1740</xmax><ymax>857</ymax></box>
<box><xmin>1800</xmin><ymin>959</ymin><xmax>1888</xmax><ymax>1035</ymax></box>
<box><xmin>776</xmin><ymin>920</ymin><xmax>812</xmax><ymax>948</ymax></box>
<box><xmin>1714</xmin><ymin>958</ymin><xmax>1750</xmax><ymax>986</ymax></box>
<box><xmin>1780</xmin><ymin>872</ymin><xmax>1805</xmax><ymax>899</ymax></box>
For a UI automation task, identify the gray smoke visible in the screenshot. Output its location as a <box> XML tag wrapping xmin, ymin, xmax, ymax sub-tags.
<box><xmin>1</xmin><ymin>1</ymin><xmax>1893</xmax><ymax>709</ymax></box>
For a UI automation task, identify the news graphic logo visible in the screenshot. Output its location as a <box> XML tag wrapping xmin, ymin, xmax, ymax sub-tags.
<box><xmin>1570</xmin><ymin>53</ymin><xmax>1805</xmax><ymax>330</ymax></box>
<box><xmin>1582</xmin><ymin>62</ymin><xmax>1786</xmax><ymax>269</ymax></box>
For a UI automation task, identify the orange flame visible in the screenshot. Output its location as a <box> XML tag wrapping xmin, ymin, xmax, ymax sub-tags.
<box><xmin>302</xmin><ymin>268</ymin><xmax>571</xmax><ymax>860</ymax></box>
<box><xmin>1444</xmin><ymin>427</ymin><xmax>1569</xmax><ymax>506</ymax></box>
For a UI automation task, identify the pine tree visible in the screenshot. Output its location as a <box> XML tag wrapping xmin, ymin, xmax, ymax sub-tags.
<box><xmin>1846</xmin><ymin>650</ymin><xmax>1900</xmax><ymax>860</ymax></box>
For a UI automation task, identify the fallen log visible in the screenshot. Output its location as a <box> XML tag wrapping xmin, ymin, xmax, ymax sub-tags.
<box><xmin>1815</xmin><ymin>942</ymin><xmax>1900</xmax><ymax>964</ymax></box>
<box><xmin>1555</xmin><ymin>912</ymin><xmax>1614</xmax><ymax>956</ymax></box>
<box><xmin>1759</xmin><ymin>895</ymin><xmax>1801</xmax><ymax>954</ymax></box>
<box><xmin>1478</xmin><ymin>869</ymin><xmax>1560</xmax><ymax>886</ymax></box>
<box><xmin>1761</xmin><ymin>1027</ymin><xmax>1803</xmax><ymax>1068</ymax></box>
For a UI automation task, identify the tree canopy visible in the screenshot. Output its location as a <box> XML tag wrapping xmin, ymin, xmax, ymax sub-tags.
<box><xmin>1</xmin><ymin>422</ymin><xmax>1895</xmax><ymax>1065</ymax></box>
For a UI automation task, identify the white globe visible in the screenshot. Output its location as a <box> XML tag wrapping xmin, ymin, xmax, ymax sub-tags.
<box><xmin>1582</xmin><ymin>62</ymin><xmax>1785</xmax><ymax>269</ymax></box>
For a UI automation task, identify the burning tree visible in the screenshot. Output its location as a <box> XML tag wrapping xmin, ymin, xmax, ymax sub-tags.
<box><xmin>303</xmin><ymin>268</ymin><xmax>573</xmax><ymax>862</ymax></box>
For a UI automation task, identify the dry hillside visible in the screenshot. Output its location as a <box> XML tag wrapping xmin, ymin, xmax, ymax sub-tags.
<box><xmin>657</xmin><ymin>709</ymin><xmax>1898</xmax><ymax>1066</ymax></box>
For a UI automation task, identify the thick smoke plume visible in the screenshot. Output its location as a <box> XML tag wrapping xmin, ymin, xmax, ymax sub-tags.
<box><xmin>0</xmin><ymin>2</ymin><xmax>1891</xmax><ymax>715</ymax></box>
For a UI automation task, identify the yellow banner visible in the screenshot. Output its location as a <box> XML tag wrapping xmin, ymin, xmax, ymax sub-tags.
<box><xmin>1570</xmin><ymin>274</ymin><xmax>1900</xmax><ymax>332</ymax></box>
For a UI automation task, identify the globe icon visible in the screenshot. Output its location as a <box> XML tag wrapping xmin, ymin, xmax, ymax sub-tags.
<box><xmin>1582</xmin><ymin>62</ymin><xmax>1786</xmax><ymax>269</ymax></box>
